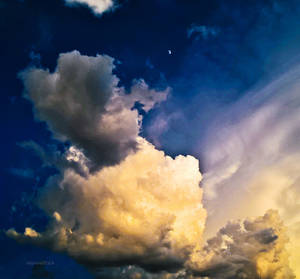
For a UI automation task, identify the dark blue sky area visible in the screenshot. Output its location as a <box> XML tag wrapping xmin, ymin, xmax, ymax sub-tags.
<box><xmin>1</xmin><ymin>0</ymin><xmax>300</xmax><ymax>277</ymax></box>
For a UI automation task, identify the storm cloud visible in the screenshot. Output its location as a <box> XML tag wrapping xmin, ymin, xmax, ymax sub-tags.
<box><xmin>188</xmin><ymin>210</ymin><xmax>294</xmax><ymax>279</ymax></box>
<box><xmin>20</xmin><ymin>51</ymin><xmax>168</xmax><ymax>171</ymax></box>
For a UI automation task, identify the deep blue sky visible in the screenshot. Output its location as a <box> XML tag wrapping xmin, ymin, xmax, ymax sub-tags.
<box><xmin>1</xmin><ymin>0</ymin><xmax>300</xmax><ymax>277</ymax></box>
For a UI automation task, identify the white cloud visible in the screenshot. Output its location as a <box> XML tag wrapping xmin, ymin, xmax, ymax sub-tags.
<box><xmin>65</xmin><ymin>0</ymin><xmax>115</xmax><ymax>16</ymax></box>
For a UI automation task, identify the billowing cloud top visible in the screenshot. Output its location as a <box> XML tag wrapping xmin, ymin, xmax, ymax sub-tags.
<box><xmin>189</xmin><ymin>210</ymin><xmax>294</xmax><ymax>279</ymax></box>
<box><xmin>20</xmin><ymin>51</ymin><xmax>168</xmax><ymax>171</ymax></box>
<box><xmin>65</xmin><ymin>0</ymin><xmax>115</xmax><ymax>16</ymax></box>
<box><xmin>8</xmin><ymin>139</ymin><xmax>207</xmax><ymax>273</ymax></box>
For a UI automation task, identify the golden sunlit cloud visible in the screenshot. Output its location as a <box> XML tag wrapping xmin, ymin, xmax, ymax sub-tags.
<box><xmin>7</xmin><ymin>51</ymin><xmax>298</xmax><ymax>278</ymax></box>
<box><xmin>8</xmin><ymin>138</ymin><xmax>207</xmax><ymax>273</ymax></box>
<box><xmin>201</xmin><ymin>65</ymin><xmax>300</xmax><ymax>278</ymax></box>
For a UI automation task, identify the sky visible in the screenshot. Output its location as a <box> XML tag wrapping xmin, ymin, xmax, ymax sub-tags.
<box><xmin>2</xmin><ymin>0</ymin><xmax>300</xmax><ymax>278</ymax></box>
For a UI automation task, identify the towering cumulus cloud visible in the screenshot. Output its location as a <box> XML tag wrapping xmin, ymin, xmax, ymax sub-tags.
<box><xmin>10</xmin><ymin>50</ymin><xmax>206</xmax><ymax>275</ymax></box>
<box><xmin>65</xmin><ymin>0</ymin><xmax>115</xmax><ymax>16</ymax></box>
<box><xmin>7</xmin><ymin>51</ymin><xmax>295</xmax><ymax>278</ymax></box>
<box><xmin>8</xmin><ymin>139</ymin><xmax>206</xmax><ymax>273</ymax></box>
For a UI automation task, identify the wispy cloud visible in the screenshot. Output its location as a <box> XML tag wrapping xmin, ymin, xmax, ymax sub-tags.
<box><xmin>8</xmin><ymin>168</ymin><xmax>34</xmax><ymax>179</ymax></box>
<box><xmin>187</xmin><ymin>24</ymin><xmax>219</xmax><ymax>40</ymax></box>
<box><xmin>201</xmin><ymin>64</ymin><xmax>300</xmax><ymax>277</ymax></box>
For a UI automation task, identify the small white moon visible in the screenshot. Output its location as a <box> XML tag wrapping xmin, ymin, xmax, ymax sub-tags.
<box><xmin>168</xmin><ymin>50</ymin><xmax>172</xmax><ymax>55</ymax></box>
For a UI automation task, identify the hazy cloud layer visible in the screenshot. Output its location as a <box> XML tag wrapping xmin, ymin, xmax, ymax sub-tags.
<box><xmin>201</xmin><ymin>64</ymin><xmax>300</xmax><ymax>276</ymax></box>
<box><xmin>20</xmin><ymin>51</ymin><xmax>168</xmax><ymax>171</ymax></box>
<box><xmin>65</xmin><ymin>0</ymin><xmax>115</xmax><ymax>16</ymax></box>
<box><xmin>8</xmin><ymin>167</ymin><xmax>35</xmax><ymax>179</ymax></box>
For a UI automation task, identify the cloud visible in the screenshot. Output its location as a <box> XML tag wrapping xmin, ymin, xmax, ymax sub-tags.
<box><xmin>7</xmin><ymin>51</ymin><xmax>297</xmax><ymax>278</ymax></box>
<box><xmin>146</xmin><ymin>112</ymin><xmax>182</xmax><ymax>148</ymax></box>
<box><xmin>188</xmin><ymin>210</ymin><xmax>294</xmax><ymax>279</ymax></box>
<box><xmin>8</xmin><ymin>168</ymin><xmax>34</xmax><ymax>179</ymax></box>
<box><xmin>19</xmin><ymin>140</ymin><xmax>90</xmax><ymax>177</ymax></box>
<box><xmin>7</xmin><ymin>138</ymin><xmax>207</xmax><ymax>273</ymax></box>
<box><xmin>187</xmin><ymin>25</ymin><xmax>219</xmax><ymax>40</ymax></box>
<box><xmin>64</xmin><ymin>0</ymin><xmax>115</xmax><ymax>16</ymax></box>
<box><xmin>200</xmin><ymin>64</ymin><xmax>300</xmax><ymax>276</ymax></box>
<box><xmin>88</xmin><ymin>263</ymin><xmax>188</xmax><ymax>279</ymax></box>
<box><xmin>20</xmin><ymin>51</ymin><xmax>169</xmax><ymax>171</ymax></box>
<box><xmin>7</xmin><ymin>140</ymin><xmax>295</xmax><ymax>278</ymax></box>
